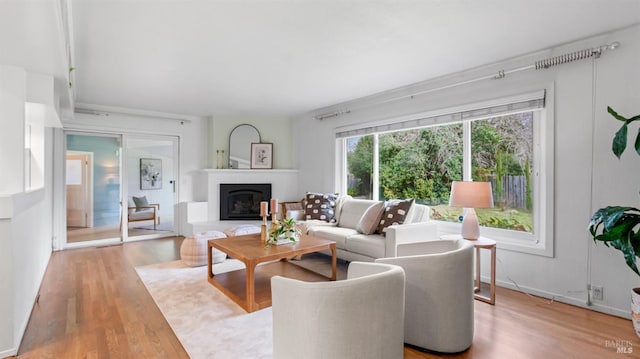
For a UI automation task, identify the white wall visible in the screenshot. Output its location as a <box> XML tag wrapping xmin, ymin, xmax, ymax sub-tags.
<box><xmin>209</xmin><ymin>116</ymin><xmax>294</xmax><ymax>169</ymax></box>
<box><xmin>11</xmin><ymin>184</ymin><xmax>52</xmax><ymax>354</ymax></box>
<box><xmin>293</xmin><ymin>25</ymin><xmax>640</xmax><ymax>317</ymax></box>
<box><xmin>0</xmin><ymin>64</ymin><xmax>54</xmax><ymax>357</ymax></box>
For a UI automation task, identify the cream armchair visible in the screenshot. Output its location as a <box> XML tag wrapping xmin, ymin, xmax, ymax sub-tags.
<box><xmin>126</xmin><ymin>196</ymin><xmax>159</xmax><ymax>229</ymax></box>
<box><xmin>271</xmin><ymin>262</ymin><xmax>406</xmax><ymax>359</ymax></box>
<box><xmin>376</xmin><ymin>239</ymin><xmax>474</xmax><ymax>353</ymax></box>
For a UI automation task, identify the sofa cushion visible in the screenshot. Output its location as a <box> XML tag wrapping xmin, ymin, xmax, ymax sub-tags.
<box><xmin>356</xmin><ymin>201</ymin><xmax>385</xmax><ymax>235</ymax></box>
<box><xmin>298</xmin><ymin>220</ymin><xmax>335</xmax><ymax>234</ymax></box>
<box><xmin>307</xmin><ymin>226</ymin><xmax>357</xmax><ymax>249</ymax></box>
<box><xmin>377</xmin><ymin>199</ymin><xmax>414</xmax><ymax>233</ymax></box>
<box><xmin>132</xmin><ymin>195</ymin><xmax>149</xmax><ymax>212</ymax></box>
<box><xmin>405</xmin><ymin>203</ymin><xmax>430</xmax><ymax>224</ymax></box>
<box><xmin>345</xmin><ymin>233</ymin><xmax>386</xmax><ymax>258</ymax></box>
<box><xmin>338</xmin><ymin>199</ymin><xmax>380</xmax><ymax>229</ymax></box>
<box><xmin>333</xmin><ymin>195</ymin><xmax>352</xmax><ymax>223</ymax></box>
<box><xmin>128</xmin><ymin>211</ymin><xmax>155</xmax><ymax>220</ymax></box>
<box><xmin>304</xmin><ymin>192</ymin><xmax>338</xmax><ymax>222</ymax></box>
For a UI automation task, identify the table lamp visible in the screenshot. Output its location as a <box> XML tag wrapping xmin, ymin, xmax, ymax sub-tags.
<box><xmin>449</xmin><ymin>181</ymin><xmax>494</xmax><ymax>240</ymax></box>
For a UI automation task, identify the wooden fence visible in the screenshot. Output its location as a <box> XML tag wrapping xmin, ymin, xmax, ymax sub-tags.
<box><xmin>492</xmin><ymin>175</ymin><xmax>527</xmax><ymax>209</ymax></box>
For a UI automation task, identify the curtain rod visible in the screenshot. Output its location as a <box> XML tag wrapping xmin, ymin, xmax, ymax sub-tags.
<box><xmin>313</xmin><ymin>41</ymin><xmax>620</xmax><ymax>121</ymax></box>
<box><xmin>75</xmin><ymin>105</ymin><xmax>193</xmax><ymax>124</ymax></box>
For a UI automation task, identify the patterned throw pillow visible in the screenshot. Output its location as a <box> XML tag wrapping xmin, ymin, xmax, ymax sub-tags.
<box><xmin>304</xmin><ymin>192</ymin><xmax>338</xmax><ymax>222</ymax></box>
<box><xmin>377</xmin><ymin>199</ymin><xmax>414</xmax><ymax>234</ymax></box>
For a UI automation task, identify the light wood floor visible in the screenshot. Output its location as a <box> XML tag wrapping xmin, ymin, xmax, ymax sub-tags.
<box><xmin>13</xmin><ymin>237</ymin><xmax>639</xmax><ymax>358</ymax></box>
<box><xmin>67</xmin><ymin>224</ymin><xmax>173</xmax><ymax>243</ymax></box>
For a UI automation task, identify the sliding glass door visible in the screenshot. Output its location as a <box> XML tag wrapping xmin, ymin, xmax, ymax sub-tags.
<box><xmin>65</xmin><ymin>133</ymin><xmax>122</xmax><ymax>245</ymax></box>
<box><xmin>63</xmin><ymin>131</ymin><xmax>179</xmax><ymax>246</ymax></box>
<box><xmin>123</xmin><ymin>134</ymin><xmax>179</xmax><ymax>241</ymax></box>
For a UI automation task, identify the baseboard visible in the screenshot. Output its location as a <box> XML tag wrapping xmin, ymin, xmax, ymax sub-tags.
<box><xmin>0</xmin><ymin>345</ymin><xmax>17</xmax><ymax>357</ymax></box>
<box><xmin>493</xmin><ymin>277</ymin><xmax>631</xmax><ymax>319</ymax></box>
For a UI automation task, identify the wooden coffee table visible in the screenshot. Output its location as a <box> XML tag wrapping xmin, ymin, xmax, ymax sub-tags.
<box><xmin>207</xmin><ymin>233</ymin><xmax>337</xmax><ymax>312</ymax></box>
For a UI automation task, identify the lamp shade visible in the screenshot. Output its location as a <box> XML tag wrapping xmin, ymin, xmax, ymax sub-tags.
<box><xmin>449</xmin><ymin>181</ymin><xmax>494</xmax><ymax>208</ymax></box>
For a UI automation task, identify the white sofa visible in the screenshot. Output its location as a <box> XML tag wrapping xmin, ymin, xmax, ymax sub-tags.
<box><xmin>300</xmin><ymin>198</ymin><xmax>439</xmax><ymax>262</ymax></box>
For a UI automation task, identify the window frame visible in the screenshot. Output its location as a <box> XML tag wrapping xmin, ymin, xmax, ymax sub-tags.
<box><xmin>336</xmin><ymin>89</ymin><xmax>555</xmax><ymax>257</ymax></box>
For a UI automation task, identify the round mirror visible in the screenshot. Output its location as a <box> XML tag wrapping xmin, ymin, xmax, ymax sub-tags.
<box><xmin>228</xmin><ymin>124</ymin><xmax>261</xmax><ymax>169</ymax></box>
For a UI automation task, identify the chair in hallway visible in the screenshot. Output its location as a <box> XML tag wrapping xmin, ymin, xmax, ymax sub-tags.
<box><xmin>126</xmin><ymin>195</ymin><xmax>159</xmax><ymax>229</ymax></box>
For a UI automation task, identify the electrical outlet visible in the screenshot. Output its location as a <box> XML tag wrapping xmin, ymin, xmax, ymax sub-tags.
<box><xmin>592</xmin><ymin>286</ymin><xmax>604</xmax><ymax>301</ymax></box>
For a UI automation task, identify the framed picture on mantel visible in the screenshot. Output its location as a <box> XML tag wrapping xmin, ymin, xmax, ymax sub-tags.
<box><xmin>250</xmin><ymin>143</ymin><xmax>273</xmax><ymax>169</ymax></box>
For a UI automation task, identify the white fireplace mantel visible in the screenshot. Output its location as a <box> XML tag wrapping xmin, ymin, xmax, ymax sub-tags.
<box><xmin>196</xmin><ymin>169</ymin><xmax>300</xmax><ymax>222</ymax></box>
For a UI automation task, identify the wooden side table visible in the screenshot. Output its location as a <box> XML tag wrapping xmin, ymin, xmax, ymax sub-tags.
<box><xmin>470</xmin><ymin>237</ymin><xmax>496</xmax><ymax>305</ymax></box>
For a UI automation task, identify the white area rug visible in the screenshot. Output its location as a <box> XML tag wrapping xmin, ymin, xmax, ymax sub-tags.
<box><xmin>135</xmin><ymin>260</ymin><xmax>274</xmax><ymax>359</ymax></box>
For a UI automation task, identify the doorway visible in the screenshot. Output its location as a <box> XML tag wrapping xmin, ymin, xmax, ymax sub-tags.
<box><xmin>65</xmin><ymin>133</ymin><xmax>122</xmax><ymax>244</ymax></box>
<box><xmin>66</xmin><ymin>152</ymin><xmax>92</xmax><ymax>228</ymax></box>
<box><xmin>123</xmin><ymin>134</ymin><xmax>179</xmax><ymax>241</ymax></box>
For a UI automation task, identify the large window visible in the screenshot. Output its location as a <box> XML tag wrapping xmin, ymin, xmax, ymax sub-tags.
<box><xmin>346</xmin><ymin>135</ymin><xmax>374</xmax><ymax>199</ymax></box>
<box><xmin>340</xmin><ymin>91</ymin><xmax>553</xmax><ymax>255</ymax></box>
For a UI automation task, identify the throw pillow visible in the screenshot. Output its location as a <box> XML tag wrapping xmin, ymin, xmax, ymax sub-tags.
<box><xmin>356</xmin><ymin>201</ymin><xmax>385</xmax><ymax>235</ymax></box>
<box><xmin>282</xmin><ymin>201</ymin><xmax>304</xmax><ymax>220</ymax></box>
<box><xmin>333</xmin><ymin>195</ymin><xmax>352</xmax><ymax>224</ymax></box>
<box><xmin>132</xmin><ymin>195</ymin><xmax>149</xmax><ymax>212</ymax></box>
<box><xmin>304</xmin><ymin>192</ymin><xmax>338</xmax><ymax>222</ymax></box>
<box><xmin>377</xmin><ymin>199</ymin><xmax>414</xmax><ymax>234</ymax></box>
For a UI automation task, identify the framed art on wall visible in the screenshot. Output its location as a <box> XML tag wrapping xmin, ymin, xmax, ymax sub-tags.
<box><xmin>250</xmin><ymin>143</ymin><xmax>273</xmax><ymax>169</ymax></box>
<box><xmin>140</xmin><ymin>158</ymin><xmax>162</xmax><ymax>189</ymax></box>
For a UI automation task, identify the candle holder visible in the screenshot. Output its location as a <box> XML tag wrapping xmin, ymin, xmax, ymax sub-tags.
<box><xmin>270</xmin><ymin>198</ymin><xmax>279</xmax><ymax>234</ymax></box>
<box><xmin>270</xmin><ymin>208</ymin><xmax>279</xmax><ymax>236</ymax></box>
<box><xmin>260</xmin><ymin>201</ymin><xmax>269</xmax><ymax>244</ymax></box>
<box><xmin>260</xmin><ymin>214</ymin><xmax>268</xmax><ymax>244</ymax></box>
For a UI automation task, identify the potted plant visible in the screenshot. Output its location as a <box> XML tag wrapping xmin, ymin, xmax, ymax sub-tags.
<box><xmin>267</xmin><ymin>217</ymin><xmax>301</xmax><ymax>246</ymax></box>
<box><xmin>588</xmin><ymin>106</ymin><xmax>640</xmax><ymax>336</ymax></box>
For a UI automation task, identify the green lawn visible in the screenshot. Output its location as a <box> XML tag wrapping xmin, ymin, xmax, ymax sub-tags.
<box><xmin>431</xmin><ymin>204</ymin><xmax>533</xmax><ymax>232</ymax></box>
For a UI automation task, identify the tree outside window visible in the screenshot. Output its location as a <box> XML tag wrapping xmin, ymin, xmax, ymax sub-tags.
<box><xmin>346</xmin><ymin>135</ymin><xmax>373</xmax><ymax>199</ymax></box>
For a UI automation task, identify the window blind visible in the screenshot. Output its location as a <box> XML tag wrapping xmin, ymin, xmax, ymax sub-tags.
<box><xmin>335</xmin><ymin>90</ymin><xmax>545</xmax><ymax>138</ymax></box>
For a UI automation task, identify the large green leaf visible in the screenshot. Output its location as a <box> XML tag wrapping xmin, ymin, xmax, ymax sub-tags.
<box><xmin>612</xmin><ymin>124</ymin><xmax>628</xmax><ymax>159</ymax></box>
<box><xmin>607</xmin><ymin>107</ymin><xmax>640</xmax><ymax>158</ymax></box>
<box><xmin>632</xmin><ymin>230</ymin><xmax>640</xmax><ymax>258</ymax></box>
<box><xmin>611</xmin><ymin>236</ymin><xmax>640</xmax><ymax>276</ymax></box>
<box><xmin>602</xmin><ymin>207</ymin><xmax>637</xmax><ymax>230</ymax></box>
<box><xmin>594</xmin><ymin>216</ymin><xmax>639</xmax><ymax>242</ymax></box>
<box><xmin>589</xmin><ymin>206</ymin><xmax>637</xmax><ymax>236</ymax></box>
<box><xmin>589</xmin><ymin>206</ymin><xmax>640</xmax><ymax>276</ymax></box>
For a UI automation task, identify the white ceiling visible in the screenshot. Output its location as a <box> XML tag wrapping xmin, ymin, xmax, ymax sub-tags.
<box><xmin>40</xmin><ymin>1</ymin><xmax>640</xmax><ymax>117</ymax></box>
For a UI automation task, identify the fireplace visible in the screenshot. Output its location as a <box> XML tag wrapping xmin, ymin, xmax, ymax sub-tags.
<box><xmin>220</xmin><ymin>183</ymin><xmax>272</xmax><ymax>220</ymax></box>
